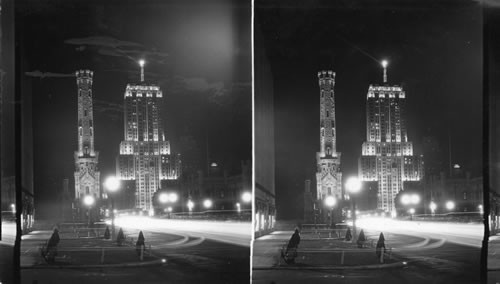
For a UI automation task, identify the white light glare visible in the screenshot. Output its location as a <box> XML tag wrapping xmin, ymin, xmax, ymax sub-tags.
<box><xmin>187</xmin><ymin>200</ymin><xmax>194</xmax><ymax>210</ymax></box>
<box><xmin>168</xmin><ymin>193</ymin><xmax>178</xmax><ymax>203</ymax></box>
<box><xmin>203</xmin><ymin>199</ymin><xmax>213</xmax><ymax>208</ymax></box>
<box><xmin>446</xmin><ymin>201</ymin><xmax>455</xmax><ymax>210</ymax></box>
<box><xmin>346</xmin><ymin>177</ymin><xmax>362</xmax><ymax>194</ymax></box>
<box><xmin>381</xmin><ymin>60</ymin><xmax>388</xmax><ymax>68</ymax></box>
<box><xmin>430</xmin><ymin>202</ymin><xmax>437</xmax><ymax>211</ymax></box>
<box><xmin>324</xmin><ymin>196</ymin><xmax>337</xmax><ymax>207</ymax></box>
<box><xmin>159</xmin><ymin>193</ymin><xmax>169</xmax><ymax>203</ymax></box>
<box><xmin>83</xmin><ymin>195</ymin><xmax>95</xmax><ymax>207</ymax></box>
<box><xmin>242</xmin><ymin>192</ymin><xmax>252</xmax><ymax>203</ymax></box>
<box><xmin>139</xmin><ymin>59</ymin><xmax>145</xmax><ymax>67</ymax></box>
<box><xmin>104</xmin><ymin>176</ymin><xmax>120</xmax><ymax>192</ymax></box>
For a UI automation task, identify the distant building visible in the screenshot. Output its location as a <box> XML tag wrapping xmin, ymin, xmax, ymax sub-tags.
<box><xmin>74</xmin><ymin>70</ymin><xmax>101</xmax><ymax>203</ymax></box>
<box><xmin>428</xmin><ymin>167</ymin><xmax>482</xmax><ymax>214</ymax></box>
<box><xmin>179</xmin><ymin>161</ymin><xmax>251</xmax><ymax>213</ymax></box>
<box><xmin>359</xmin><ymin>64</ymin><xmax>423</xmax><ymax>214</ymax></box>
<box><xmin>254</xmin><ymin>24</ymin><xmax>275</xmax><ymax>236</ymax></box>
<box><xmin>116</xmin><ymin>62</ymin><xmax>181</xmax><ymax>212</ymax></box>
<box><xmin>1</xmin><ymin>175</ymin><xmax>14</xmax><ymax>214</ymax></box>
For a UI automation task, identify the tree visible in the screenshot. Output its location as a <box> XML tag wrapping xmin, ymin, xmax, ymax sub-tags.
<box><xmin>136</xmin><ymin>231</ymin><xmax>146</xmax><ymax>256</ymax></box>
<box><xmin>116</xmin><ymin>228</ymin><xmax>125</xmax><ymax>246</ymax></box>
<box><xmin>104</xmin><ymin>226</ymin><xmax>110</xmax><ymax>240</ymax></box>
<box><xmin>376</xmin><ymin>232</ymin><xmax>386</xmax><ymax>261</ymax></box>
<box><xmin>345</xmin><ymin>227</ymin><xmax>352</xmax><ymax>241</ymax></box>
<box><xmin>356</xmin><ymin>229</ymin><xmax>366</xmax><ymax>248</ymax></box>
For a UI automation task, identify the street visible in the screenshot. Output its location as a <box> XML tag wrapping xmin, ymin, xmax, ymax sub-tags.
<box><xmin>20</xmin><ymin>218</ymin><xmax>251</xmax><ymax>283</ymax></box>
<box><xmin>253</xmin><ymin>218</ymin><xmax>482</xmax><ymax>284</ymax></box>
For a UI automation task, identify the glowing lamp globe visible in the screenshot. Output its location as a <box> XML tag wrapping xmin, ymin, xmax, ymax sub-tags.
<box><xmin>446</xmin><ymin>201</ymin><xmax>455</xmax><ymax>210</ymax></box>
<box><xmin>203</xmin><ymin>199</ymin><xmax>213</xmax><ymax>208</ymax></box>
<box><xmin>83</xmin><ymin>195</ymin><xmax>95</xmax><ymax>207</ymax></box>
<box><xmin>346</xmin><ymin>177</ymin><xmax>362</xmax><ymax>194</ymax></box>
<box><xmin>381</xmin><ymin>60</ymin><xmax>388</xmax><ymax>68</ymax></box>
<box><xmin>324</xmin><ymin>196</ymin><xmax>337</xmax><ymax>207</ymax></box>
<box><xmin>401</xmin><ymin>194</ymin><xmax>410</xmax><ymax>205</ymax></box>
<box><xmin>104</xmin><ymin>176</ymin><xmax>120</xmax><ymax>192</ymax></box>
<box><xmin>139</xmin><ymin>59</ymin><xmax>145</xmax><ymax>67</ymax></box>
<box><xmin>159</xmin><ymin>193</ymin><xmax>169</xmax><ymax>203</ymax></box>
<box><xmin>242</xmin><ymin>192</ymin><xmax>252</xmax><ymax>203</ymax></box>
<box><xmin>168</xmin><ymin>193</ymin><xmax>178</xmax><ymax>203</ymax></box>
<box><xmin>430</xmin><ymin>202</ymin><xmax>437</xmax><ymax>211</ymax></box>
<box><xmin>410</xmin><ymin>194</ymin><xmax>420</xmax><ymax>204</ymax></box>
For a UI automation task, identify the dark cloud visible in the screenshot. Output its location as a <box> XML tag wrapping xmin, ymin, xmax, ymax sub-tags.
<box><xmin>25</xmin><ymin>70</ymin><xmax>75</xmax><ymax>78</ymax></box>
<box><xmin>65</xmin><ymin>36</ymin><xmax>169</xmax><ymax>64</ymax></box>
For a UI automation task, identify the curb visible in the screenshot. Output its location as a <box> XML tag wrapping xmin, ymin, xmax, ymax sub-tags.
<box><xmin>21</xmin><ymin>258</ymin><xmax>167</xmax><ymax>269</ymax></box>
<box><xmin>253</xmin><ymin>261</ymin><xmax>407</xmax><ymax>270</ymax></box>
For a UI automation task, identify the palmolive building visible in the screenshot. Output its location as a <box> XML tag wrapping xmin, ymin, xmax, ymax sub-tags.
<box><xmin>358</xmin><ymin>68</ymin><xmax>423</xmax><ymax>214</ymax></box>
<box><xmin>116</xmin><ymin>64</ymin><xmax>181</xmax><ymax>212</ymax></box>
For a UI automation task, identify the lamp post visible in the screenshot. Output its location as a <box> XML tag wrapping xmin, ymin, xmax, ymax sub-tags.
<box><xmin>187</xmin><ymin>200</ymin><xmax>194</xmax><ymax>215</ymax></box>
<box><xmin>203</xmin><ymin>199</ymin><xmax>213</xmax><ymax>209</ymax></box>
<box><xmin>324</xmin><ymin>196</ymin><xmax>337</xmax><ymax>228</ymax></box>
<box><xmin>430</xmin><ymin>201</ymin><xmax>437</xmax><ymax>217</ymax></box>
<box><xmin>346</xmin><ymin>177</ymin><xmax>362</xmax><ymax>240</ymax></box>
<box><xmin>104</xmin><ymin>176</ymin><xmax>120</xmax><ymax>240</ymax></box>
<box><xmin>159</xmin><ymin>192</ymin><xmax>178</xmax><ymax>217</ymax></box>
<box><xmin>401</xmin><ymin>193</ymin><xmax>420</xmax><ymax>221</ymax></box>
<box><xmin>446</xmin><ymin>201</ymin><xmax>455</xmax><ymax>211</ymax></box>
<box><xmin>241</xmin><ymin>191</ymin><xmax>252</xmax><ymax>204</ymax></box>
<box><xmin>83</xmin><ymin>195</ymin><xmax>95</xmax><ymax>227</ymax></box>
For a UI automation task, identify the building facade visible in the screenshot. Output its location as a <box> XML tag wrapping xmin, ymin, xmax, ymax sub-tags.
<box><xmin>315</xmin><ymin>71</ymin><xmax>342</xmax><ymax>202</ymax></box>
<box><xmin>254</xmin><ymin>23</ymin><xmax>276</xmax><ymax>236</ymax></box>
<box><xmin>116</xmin><ymin>65</ymin><xmax>181</xmax><ymax>212</ymax></box>
<box><xmin>74</xmin><ymin>70</ymin><xmax>101</xmax><ymax>202</ymax></box>
<box><xmin>359</xmin><ymin>79</ymin><xmax>423</xmax><ymax>214</ymax></box>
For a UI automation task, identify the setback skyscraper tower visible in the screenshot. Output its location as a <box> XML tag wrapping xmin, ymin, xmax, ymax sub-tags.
<box><xmin>359</xmin><ymin>61</ymin><xmax>423</xmax><ymax>214</ymax></box>
<box><xmin>116</xmin><ymin>61</ymin><xmax>181</xmax><ymax>212</ymax></box>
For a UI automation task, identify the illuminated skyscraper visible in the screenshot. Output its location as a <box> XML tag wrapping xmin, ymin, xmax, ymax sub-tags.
<box><xmin>316</xmin><ymin>71</ymin><xmax>342</xmax><ymax>203</ymax></box>
<box><xmin>116</xmin><ymin>61</ymin><xmax>181</xmax><ymax>212</ymax></box>
<box><xmin>359</xmin><ymin>61</ymin><xmax>423</xmax><ymax>214</ymax></box>
<box><xmin>74</xmin><ymin>70</ymin><xmax>101</xmax><ymax>201</ymax></box>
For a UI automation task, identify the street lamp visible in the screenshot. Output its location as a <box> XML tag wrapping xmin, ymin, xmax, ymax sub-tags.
<box><xmin>430</xmin><ymin>202</ymin><xmax>437</xmax><ymax>216</ymax></box>
<box><xmin>83</xmin><ymin>195</ymin><xmax>95</xmax><ymax>227</ymax></box>
<box><xmin>104</xmin><ymin>176</ymin><xmax>120</xmax><ymax>239</ymax></box>
<box><xmin>346</xmin><ymin>177</ymin><xmax>362</xmax><ymax>240</ymax></box>
<box><xmin>324</xmin><ymin>195</ymin><xmax>337</xmax><ymax>228</ymax></box>
<box><xmin>241</xmin><ymin>192</ymin><xmax>252</xmax><ymax>203</ymax></box>
<box><xmin>158</xmin><ymin>192</ymin><xmax>178</xmax><ymax>216</ymax></box>
<box><xmin>187</xmin><ymin>200</ymin><xmax>194</xmax><ymax>214</ymax></box>
<box><xmin>203</xmin><ymin>199</ymin><xmax>213</xmax><ymax>209</ymax></box>
<box><xmin>446</xmin><ymin>201</ymin><xmax>455</xmax><ymax>211</ymax></box>
<box><xmin>400</xmin><ymin>193</ymin><xmax>420</xmax><ymax>220</ymax></box>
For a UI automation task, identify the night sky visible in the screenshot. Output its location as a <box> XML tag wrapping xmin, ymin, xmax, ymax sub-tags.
<box><xmin>16</xmin><ymin>0</ymin><xmax>251</xmax><ymax>218</ymax></box>
<box><xmin>256</xmin><ymin>0</ymin><xmax>482</xmax><ymax>219</ymax></box>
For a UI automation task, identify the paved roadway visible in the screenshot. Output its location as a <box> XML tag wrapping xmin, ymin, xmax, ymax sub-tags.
<box><xmin>20</xmin><ymin>218</ymin><xmax>251</xmax><ymax>284</ymax></box>
<box><xmin>253</xmin><ymin>218</ymin><xmax>483</xmax><ymax>284</ymax></box>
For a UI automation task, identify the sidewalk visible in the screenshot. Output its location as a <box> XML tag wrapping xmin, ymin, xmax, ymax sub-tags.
<box><xmin>489</xmin><ymin>235</ymin><xmax>500</xmax><ymax>270</ymax></box>
<box><xmin>253</xmin><ymin>231</ymin><xmax>401</xmax><ymax>269</ymax></box>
